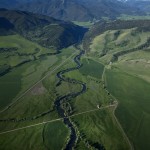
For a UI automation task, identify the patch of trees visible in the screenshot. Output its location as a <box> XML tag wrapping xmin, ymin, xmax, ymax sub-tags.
<box><xmin>0</xmin><ymin>47</ymin><xmax>18</xmax><ymax>53</ymax></box>
<box><xmin>14</xmin><ymin>59</ymin><xmax>31</xmax><ymax>68</ymax></box>
<box><xmin>0</xmin><ymin>58</ymin><xmax>31</xmax><ymax>77</ymax></box>
<box><xmin>0</xmin><ymin>64</ymin><xmax>11</xmax><ymax>76</ymax></box>
<box><xmin>92</xmin><ymin>142</ymin><xmax>105</xmax><ymax>150</ymax></box>
<box><xmin>39</xmin><ymin>50</ymin><xmax>60</xmax><ymax>59</ymax></box>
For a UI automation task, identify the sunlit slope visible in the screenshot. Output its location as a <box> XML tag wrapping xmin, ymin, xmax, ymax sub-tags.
<box><xmin>90</xmin><ymin>28</ymin><xmax>150</xmax><ymax>62</ymax></box>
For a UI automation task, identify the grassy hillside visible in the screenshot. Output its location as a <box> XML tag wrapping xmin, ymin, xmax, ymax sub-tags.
<box><xmin>90</xmin><ymin>28</ymin><xmax>150</xmax><ymax>59</ymax></box>
<box><xmin>116</xmin><ymin>51</ymin><xmax>150</xmax><ymax>83</ymax></box>
<box><xmin>87</xmin><ymin>26</ymin><xmax>150</xmax><ymax>65</ymax></box>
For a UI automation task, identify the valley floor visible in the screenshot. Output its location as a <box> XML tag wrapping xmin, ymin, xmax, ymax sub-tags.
<box><xmin>1</xmin><ymin>27</ymin><xmax>150</xmax><ymax>149</ymax></box>
<box><xmin>0</xmin><ymin>46</ymin><xmax>130</xmax><ymax>150</ymax></box>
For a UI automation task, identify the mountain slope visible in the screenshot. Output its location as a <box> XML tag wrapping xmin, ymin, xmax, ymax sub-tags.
<box><xmin>76</xmin><ymin>0</ymin><xmax>142</xmax><ymax>20</ymax></box>
<box><xmin>18</xmin><ymin>0</ymin><xmax>93</xmax><ymax>21</ymax></box>
<box><xmin>0</xmin><ymin>0</ymin><xmax>93</xmax><ymax>21</ymax></box>
<box><xmin>19</xmin><ymin>0</ymin><xmax>144</xmax><ymax>21</ymax></box>
<box><xmin>0</xmin><ymin>8</ymin><xmax>87</xmax><ymax>49</ymax></box>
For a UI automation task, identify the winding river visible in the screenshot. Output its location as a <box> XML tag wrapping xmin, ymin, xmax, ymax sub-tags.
<box><xmin>55</xmin><ymin>50</ymin><xmax>87</xmax><ymax>149</ymax></box>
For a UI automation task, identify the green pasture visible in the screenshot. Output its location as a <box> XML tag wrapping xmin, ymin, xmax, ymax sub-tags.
<box><xmin>79</xmin><ymin>58</ymin><xmax>104</xmax><ymax>78</ymax></box>
<box><xmin>105</xmin><ymin>68</ymin><xmax>150</xmax><ymax>150</ymax></box>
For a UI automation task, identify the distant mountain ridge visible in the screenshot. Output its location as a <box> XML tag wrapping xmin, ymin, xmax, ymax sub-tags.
<box><xmin>0</xmin><ymin>0</ymin><xmax>145</xmax><ymax>21</ymax></box>
<box><xmin>119</xmin><ymin>0</ymin><xmax>150</xmax><ymax>1</ymax></box>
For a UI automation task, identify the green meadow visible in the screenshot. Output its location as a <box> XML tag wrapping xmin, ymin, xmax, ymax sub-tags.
<box><xmin>79</xmin><ymin>58</ymin><xmax>104</xmax><ymax>78</ymax></box>
<box><xmin>105</xmin><ymin>68</ymin><xmax>150</xmax><ymax>150</ymax></box>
